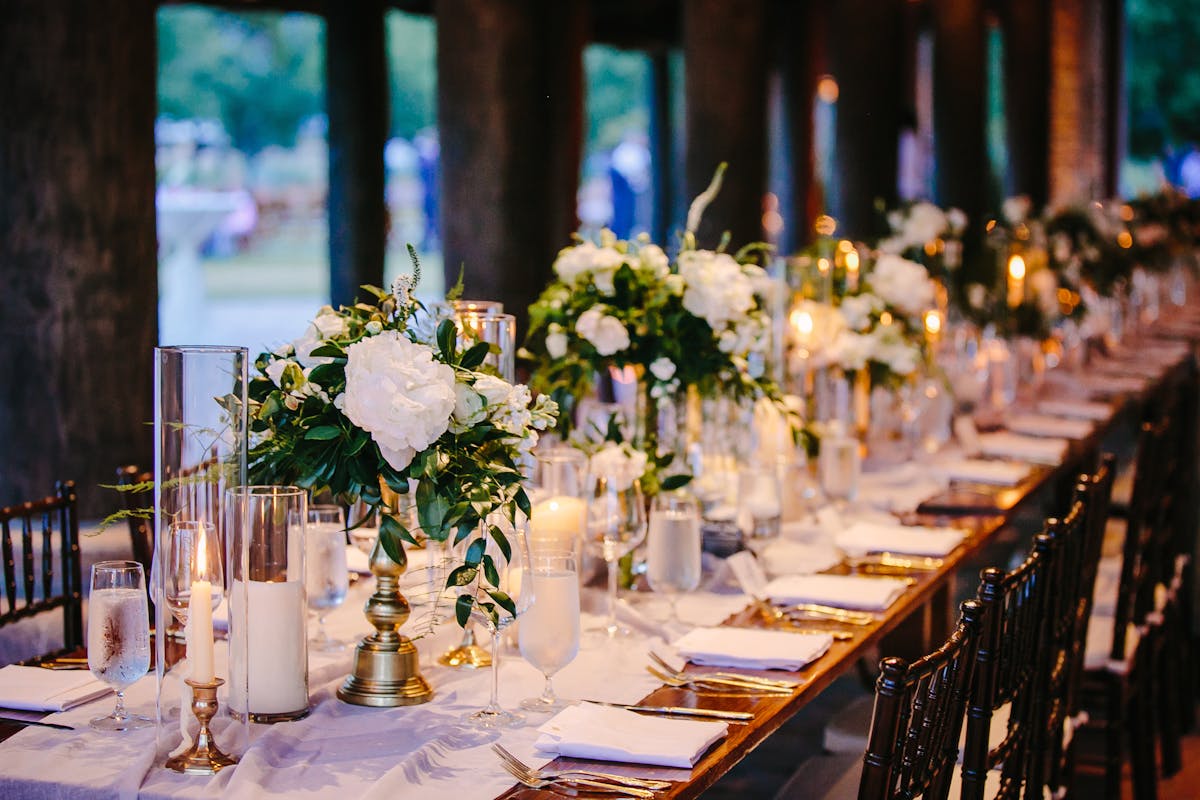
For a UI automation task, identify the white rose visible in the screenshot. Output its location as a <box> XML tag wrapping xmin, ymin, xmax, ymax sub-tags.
<box><xmin>292</xmin><ymin>330</ymin><xmax>332</xmax><ymax>369</ymax></box>
<box><xmin>589</xmin><ymin>443</ymin><xmax>648</xmax><ymax>492</ymax></box>
<box><xmin>649</xmin><ymin>357</ymin><xmax>676</xmax><ymax>382</ymax></box>
<box><xmin>310</xmin><ymin>306</ymin><xmax>346</xmax><ymax>339</ymax></box>
<box><xmin>1002</xmin><ymin>195</ymin><xmax>1032</xmax><ymax>225</ymax></box>
<box><xmin>839</xmin><ymin>293</ymin><xmax>883</xmax><ymax>332</ymax></box>
<box><xmin>545</xmin><ymin>324</ymin><xmax>568</xmax><ymax>359</ymax></box>
<box><xmin>665</xmin><ymin>274</ymin><xmax>685</xmax><ymax>296</ymax></box>
<box><xmin>830</xmin><ymin>330</ymin><xmax>873</xmax><ymax>372</ymax></box>
<box><xmin>639</xmin><ymin>244</ymin><xmax>670</xmax><ymax>278</ymax></box>
<box><xmin>553</xmin><ymin>241</ymin><xmax>598</xmax><ymax>285</ymax></box>
<box><xmin>265</xmin><ymin>359</ymin><xmax>289</xmax><ymax>388</ymax></box>
<box><xmin>869</xmin><ymin>254</ymin><xmax>935</xmax><ymax>316</ymax></box>
<box><xmin>450</xmin><ymin>383</ymin><xmax>486</xmax><ymax>433</ymax></box>
<box><xmin>904</xmin><ymin>202</ymin><xmax>948</xmax><ymax>246</ymax></box>
<box><xmin>678</xmin><ymin>250</ymin><xmax>756</xmax><ymax>329</ymax></box>
<box><xmin>576</xmin><ymin>308</ymin><xmax>630</xmax><ymax>356</ymax></box>
<box><xmin>472</xmin><ymin>373</ymin><xmax>513</xmax><ymax>408</ymax></box>
<box><xmin>340</xmin><ymin>331</ymin><xmax>456</xmax><ymax>471</ymax></box>
<box><xmin>877</xmin><ymin>236</ymin><xmax>907</xmax><ymax>255</ymax></box>
<box><xmin>947</xmin><ymin>208</ymin><xmax>968</xmax><ymax>235</ymax></box>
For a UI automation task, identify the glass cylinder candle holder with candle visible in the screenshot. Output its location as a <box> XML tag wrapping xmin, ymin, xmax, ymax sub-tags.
<box><xmin>226</xmin><ymin>486</ymin><xmax>310</xmax><ymax>723</ymax></box>
<box><xmin>453</xmin><ymin>308</ymin><xmax>516</xmax><ymax>382</ymax></box>
<box><xmin>737</xmin><ymin>465</ymin><xmax>783</xmax><ymax>549</ymax></box>
<box><xmin>153</xmin><ymin>345</ymin><xmax>248</xmax><ymax>754</ymax></box>
<box><xmin>530</xmin><ymin>447</ymin><xmax>588</xmax><ymax>558</ymax></box>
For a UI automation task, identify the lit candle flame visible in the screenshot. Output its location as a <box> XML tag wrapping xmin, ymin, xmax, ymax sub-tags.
<box><xmin>195</xmin><ymin>527</ymin><xmax>207</xmax><ymax>576</ymax></box>
<box><xmin>1008</xmin><ymin>255</ymin><xmax>1026</xmax><ymax>281</ymax></box>
<box><xmin>791</xmin><ymin>309</ymin><xmax>814</xmax><ymax>337</ymax></box>
<box><xmin>924</xmin><ymin>310</ymin><xmax>942</xmax><ymax>335</ymax></box>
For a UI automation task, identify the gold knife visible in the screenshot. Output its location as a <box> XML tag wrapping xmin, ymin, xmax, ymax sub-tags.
<box><xmin>590</xmin><ymin>701</ymin><xmax>754</xmax><ymax>722</ymax></box>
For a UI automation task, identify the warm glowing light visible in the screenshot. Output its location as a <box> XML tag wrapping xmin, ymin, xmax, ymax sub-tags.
<box><xmin>845</xmin><ymin>250</ymin><xmax>860</xmax><ymax>272</ymax></box>
<box><xmin>837</xmin><ymin>239</ymin><xmax>854</xmax><ymax>253</ymax></box>
<box><xmin>814</xmin><ymin>215</ymin><xmax>837</xmax><ymax>236</ymax></box>
<box><xmin>818</xmin><ymin>257</ymin><xmax>831</xmax><ymax>274</ymax></box>
<box><xmin>791</xmin><ymin>309</ymin><xmax>815</xmax><ymax>337</ymax></box>
<box><xmin>880</xmin><ymin>311</ymin><xmax>894</xmax><ymax>326</ymax></box>
<box><xmin>1119</xmin><ymin>204</ymin><xmax>1134</xmax><ymax>222</ymax></box>
<box><xmin>924</xmin><ymin>240</ymin><xmax>939</xmax><ymax>257</ymax></box>
<box><xmin>924</xmin><ymin>310</ymin><xmax>942</xmax><ymax>335</ymax></box>
<box><xmin>986</xmin><ymin>219</ymin><xmax>997</xmax><ymax>233</ymax></box>
<box><xmin>1117</xmin><ymin>231</ymin><xmax>1133</xmax><ymax>249</ymax></box>
<box><xmin>1008</xmin><ymin>254</ymin><xmax>1027</xmax><ymax>281</ymax></box>
<box><xmin>817</xmin><ymin>76</ymin><xmax>839</xmax><ymax>104</ymax></box>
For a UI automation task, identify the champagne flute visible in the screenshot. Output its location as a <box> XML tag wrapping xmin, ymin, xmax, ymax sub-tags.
<box><xmin>645</xmin><ymin>493</ymin><xmax>702</xmax><ymax>626</ymax></box>
<box><xmin>586</xmin><ymin>475</ymin><xmax>647</xmax><ymax>638</ymax></box>
<box><xmin>518</xmin><ymin>551</ymin><xmax>581</xmax><ymax>712</ymax></box>
<box><xmin>304</xmin><ymin>505</ymin><xmax>349</xmax><ymax>651</ymax></box>
<box><xmin>88</xmin><ymin>561</ymin><xmax>152</xmax><ymax>731</ymax></box>
<box><xmin>463</xmin><ymin>516</ymin><xmax>534</xmax><ymax>728</ymax></box>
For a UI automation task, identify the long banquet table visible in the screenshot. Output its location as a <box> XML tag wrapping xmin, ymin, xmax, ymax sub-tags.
<box><xmin>1</xmin><ymin>315</ymin><xmax>1196</xmax><ymax>800</ymax></box>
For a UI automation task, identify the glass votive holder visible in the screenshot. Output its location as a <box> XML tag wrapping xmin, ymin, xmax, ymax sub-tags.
<box><xmin>738</xmin><ymin>465</ymin><xmax>783</xmax><ymax>549</ymax></box>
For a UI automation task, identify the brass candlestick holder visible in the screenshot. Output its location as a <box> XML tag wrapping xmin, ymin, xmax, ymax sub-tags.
<box><xmin>165</xmin><ymin>678</ymin><xmax>238</xmax><ymax>775</ymax></box>
<box><xmin>437</xmin><ymin>628</ymin><xmax>492</xmax><ymax>668</ymax></box>
<box><xmin>338</xmin><ymin>535</ymin><xmax>434</xmax><ymax>706</ymax></box>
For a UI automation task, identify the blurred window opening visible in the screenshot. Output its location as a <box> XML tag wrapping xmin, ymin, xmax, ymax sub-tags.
<box><xmin>156</xmin><ymin>6</ymin><xmax>328</xmax><ymax>353</ymax></box>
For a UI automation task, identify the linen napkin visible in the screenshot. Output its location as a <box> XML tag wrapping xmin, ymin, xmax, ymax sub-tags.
<box><xmin>1036</xmin><ymin>399</ymin><xmax>1113</xmax><ymax>421</ymax></box>
<box><xmin>932</xmin><ymin>458</ymin><xmax>1030</xmax><ymax>486</ymax></box>
<box><xmin>1005</xmin><ymin>413</ymin><xmax>1093</xmax><ymax>440</ymax></box>
<box><xmin>978</xmin><ymin>432</ymin><xmax>1068</xmax><ymax>465</ymax></box>
<box><xmin>1072</xmin><ymin>373</ymin><xmax>1148</xmax><ymax>395</ymax></box>
<box><xmin>834</xmin><ymin>521</ymin><xmax>965</xmax><ymax>558</ymax></box>
<box><xmin>0</xmin><ymin>665</ymin><xmax>110</xmax><ymax>712</ymax></box>
<box><xmin>758</xmin><ymin>540</ymin><xmax>843</xmax><ymax>577</ymax></box>
<box><xmin>1090</xmin><ymin>358</ymin><xmax>1168</xmax><ymax>379</ymax></box>
<box><xmin>672</xmin><ymin>626</ymin><xmax>832</xmax><ymax>671</ymax></box>
<box><xmin>534</xmin><ymin>702</ymin><xmax>727</xmax><ymax>768</ymax></box>
<box><xmin>764</xmin><ymin>574</ymin><xmax>908</xmax><ymax>611</ymax></box>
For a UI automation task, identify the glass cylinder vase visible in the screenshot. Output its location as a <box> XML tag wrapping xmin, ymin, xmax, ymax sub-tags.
<box><xmin>226</xmin><ymin>485</ymin><xmax>310</xmax><ymax>723</ymax></box>
<box><xmin>153</xmin><ymin>345</ymin><xmax>248</xmax><ymax>754</ymax></box>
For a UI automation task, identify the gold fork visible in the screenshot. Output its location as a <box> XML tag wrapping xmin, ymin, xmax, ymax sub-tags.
<box><xmin>646</xmin><ymin>665</ymin><xmax>793</xmax><ymax>694</ymax></box>
<box><xmin>647</xmin><ymin>651</ymin><xmax>801</xmax><ymax>690</ymax></box>
<box><xmin>491</xmin><ymin>743</ymin><xmax>671</xmax><ymax>791</ymax></box>
<box><xmin>497</xmin><ymin>758</ymin><xmax>655</xmax><ymax>798</ymax></box>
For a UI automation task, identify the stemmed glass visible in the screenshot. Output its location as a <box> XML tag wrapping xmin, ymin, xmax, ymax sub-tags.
<box><xmin>87</xmin><ymin>561</ymin><xmax>152</xmax><ymax>731</ymax></box>
<box><xmin>645</xmin><ymin>493</ymin><xmax>702</xmax><ymax>626</ymax></box>
<box><xmin>586</xmin><ymin>475</ymin><xmax>647</xmax><ymax>638</ymax></box>
<box><xmin>463</xmin><ymin>518</ymin><xmax>534</xmax><ymax>728</ymax></box>
<box><xmin>163</xmin><ymin>521</ymin><xmax>224</xmax><ymax>631</ymax></box>
<box><xmin>819</xmin><ymin>422</ymin><xmax>861</xmax><ymax>511</ymax></box>
<box><xmin>304</xmin><ymin>505</ymin><xmax>349</xmax><ymax>651</ymax></box>
<box><xmin>518</xmin><ymin>551</ymin><xmax>581</xmax><ymax>712</ymax></box>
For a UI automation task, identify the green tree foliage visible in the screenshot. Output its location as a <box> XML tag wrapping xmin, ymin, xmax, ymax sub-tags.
<box><xmin>1127</xmin><ymin>0</ymin><xmax>1200</xmax><ymax>155</ymax></box>
<box><xmin>157</xmin><ymin>7</ymin><xmax>325</xmax><ymax>153</ymax></box>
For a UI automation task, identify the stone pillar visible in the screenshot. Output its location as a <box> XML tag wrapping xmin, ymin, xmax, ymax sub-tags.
<box><xmin>1004</xmin><ymin>0</ymin><xmax>1052</xmax><ymax>208</ymax></box>
<box><xmin>437</xmin><ymin>0</ymin><xmax>585</xmax><ymax>334</ymax></box>
<box><xmin>830</xmin><ymin>0</ymin><xmax>905</xmax><ymax>239</ymax></box>
<box><xmin>683</xmin><ymin>0</ymin><xmax>769</xmax><ymax>249</ymax></box>
<box><xmin>932</xmin><ymin>0</ymin><xmax>988</xmax><ymax>225</ymax></box>
<box><xmin>0</xmin><ymin>0</ymin><xmax>158</xmax><ymax>516</ymax></box>
<box><xmin>326</xmin><ymin>1</ymin><xmax>389</xmax><ymax>307</ymax></box>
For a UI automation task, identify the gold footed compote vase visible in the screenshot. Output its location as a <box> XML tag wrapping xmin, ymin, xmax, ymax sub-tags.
<box><xmin>338</xmin><ymin>534</ymin><xmax>433</xmax><ymax>706</ymax></box>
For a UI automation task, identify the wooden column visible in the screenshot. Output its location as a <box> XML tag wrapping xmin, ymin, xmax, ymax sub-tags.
<box><xmin>0</xmin><ymin>0</ymin><xmax>158</xmax><ymax>516</ymax></box>
<box><xmin>932</xmin><ymin>0</ymin><xmax>988</xmax><ymax>225</ymax></box>
<box><xmin>1102</xmin><ymin>0</ymin><xmax>1126</xmax><ymax>198</ymax></box>
<box><xmin>1049</xmin><ymin>0</ymin><xmax>1107</xmax><ymax>204</ymax></box>
<box><xmin>326</xmin><ymin>1</ymin><xmax>388</xmax><ymax>307</ymax></box>
<box><xmin>649</xmin><ymin>49</ymin><xmax>673</xmax><ymax>246</ymax></box>
<box><xmin>437</xmin><ymin>0</ymin><xmax>585</xmax><ymax>335</ymax></box>
<box><xmin>1004</xmin><ymin>0</ymin><xmax>1051</xmax><ymax>209</ymax></box>
<box><xmin>777</xmin><ymin>0</ymin><xmax>826</xmax><ymax>248</ymax></box>
<box><xmin>683</xmin><ymin>0</ymin><xmax>769</xmax><ymax>249</ymax></box>
<box><xmin>830</xmin><ymin>0</ymin><xmax>904</xmax><ymax>239</ymax></box>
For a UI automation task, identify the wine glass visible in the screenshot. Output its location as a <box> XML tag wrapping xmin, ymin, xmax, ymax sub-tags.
<box><xmin>518</xmin><ymin>550</ymin><xmax>581</xmax><ymax>712</ymax></box>
<box><xmin>463</xmin><ymin>517</ymin><xmax>534</xmax><ymax>728</ymax></box>
<box><xmin>586</xmin><ymin>475</ymin><xmax>647</xmax><ymax>638</ymax></box>
<box><xmin>163</xmin><ymin>521</ymin><xmax>224</xmax><ymax>628</ymax></box>
<box><xmin>819</xmin><ymin>422</ymin><xmax>861</xmax><ymax>510</ymax></box>
<box><xmin>738</xmin><ymin>465</ymin><xmax>783</xmax><ymax>550</ymax></box>
<box><xmin>87</xmin><ymin>561</ymin><xmax>152</xmax><ymax>731</ymax></box>
<box><xmin>645</xmin><ymin>493</ymin><xmax>702</xmax><ymax>626</ymax></box>
<box><xmin>304</xmin><ymin>505</ymin><xmax>349</xmax><ymax>651</ymax></box>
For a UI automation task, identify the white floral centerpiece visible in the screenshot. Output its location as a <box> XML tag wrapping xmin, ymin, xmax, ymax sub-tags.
<box><xmin>878</xmin><ymin>200</ymin><xmax>968</xmax><ymax>279</ymax></box>
<box><xmin>248</xmin><ymin>256</ymin><xmax>557</xmax><ymax>627</ymax></box>
<box><xmin>522</xmin><ymin>166</ymin><xmax>787</xmax><ymax>490</ymax></box>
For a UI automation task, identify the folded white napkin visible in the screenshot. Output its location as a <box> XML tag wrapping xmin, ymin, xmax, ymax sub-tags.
<box><xmin>932</xmin><ymin>458</ymin><xmax>1030</xmax><ymax>486</ymax></box>
<box><xmin>758</xmin><ymin>540</ymin><xmax>843</xmax><ymax>577</ymax></box>
<box><xmin>1006</xmin><ymin>413</ymin><xmax>1093</xmax><ymax>440</ymax></box>
<box><xmin>1073</xmin><ymin>374</ymin><xmax>1148</xmax><ymax>395</ymax></box>
<box><xmin>0</xmin><ymin>665</ymin><xmax>111</xmax><ymax>712</ymax></box>
<box><xmin>1090</xmin><ymin>358</ymin><xmax>1167</xmax><ymax>379</ymax></box>
<box><xmin>978</xmin><ymin>432</ymin><xmax>1067</xmax><ymax>465</ymax></box>
<box><xmin>857</xmin><ymin>464</ymin><xmax>950</xmax><ymax>514</ymax></box>
<box><xmin>1036</xmin><ymin>399</ymin><xmax>1113</xmax><ymax>421</ymax></box>
<box><xmin>534</xmin><ymin>702</ymin><xmax>727</xmax><ymax>768</ymax></box>
<box><xmin>834</xmin><ymin>521</ymin><xmax>965</xmax><ymax>558</ymax></box>
<box><xmin>672</xmin><ymin>626</ymin><xmax>832</xmax><ymax>671</ymax></box>
<box><xmin>764</xmin><ymin>574</ymin><xmax>908</xmax><ymax>611</ymax></box>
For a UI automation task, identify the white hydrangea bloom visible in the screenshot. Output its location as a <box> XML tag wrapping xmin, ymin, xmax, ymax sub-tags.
<box><xmin>576</xmin><ymin>307</ymin><xmax>630</xmax><ymax>356</ymax></box>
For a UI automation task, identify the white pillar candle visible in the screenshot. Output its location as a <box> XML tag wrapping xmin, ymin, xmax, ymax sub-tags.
<box><xmin>229</xmin><ymin>579</ymin><xmax>307</xmax><ymax>717</ymax></box>
<box><xmin>530</xmin><ymin>496</ymin><xmax>585</xmax><ymax>551</ymax></box>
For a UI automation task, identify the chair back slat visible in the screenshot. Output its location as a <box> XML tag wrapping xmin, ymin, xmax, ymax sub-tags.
<box><xmin>0</xmin><ymin>482</ymin><xmax>84</xmax><ymax>654</ymax></box>
<box><xmin>859</xmin><ymin>600</ymin><xmax>983</xmax><ymax>800</ymax></box>
<box><xmin>961</xmin><ymin>530</ymin><xmax>1056</xmax><ymax>800</ymax></box>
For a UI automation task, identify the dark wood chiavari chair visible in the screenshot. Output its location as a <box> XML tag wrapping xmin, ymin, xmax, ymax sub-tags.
<box><xmin>0</xmin><ymin>482</ymin><xmax>84</xmax><ymax>660</ymax></box>
<box><xmin>858</xmin><ymin>600</ymin><xmax>985</xmax><ymax>800</ymax></box>
<box><xmin>116</xmin><ymin>465</ymin><xmax>153</xmax><ymax>585</ymax></box>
